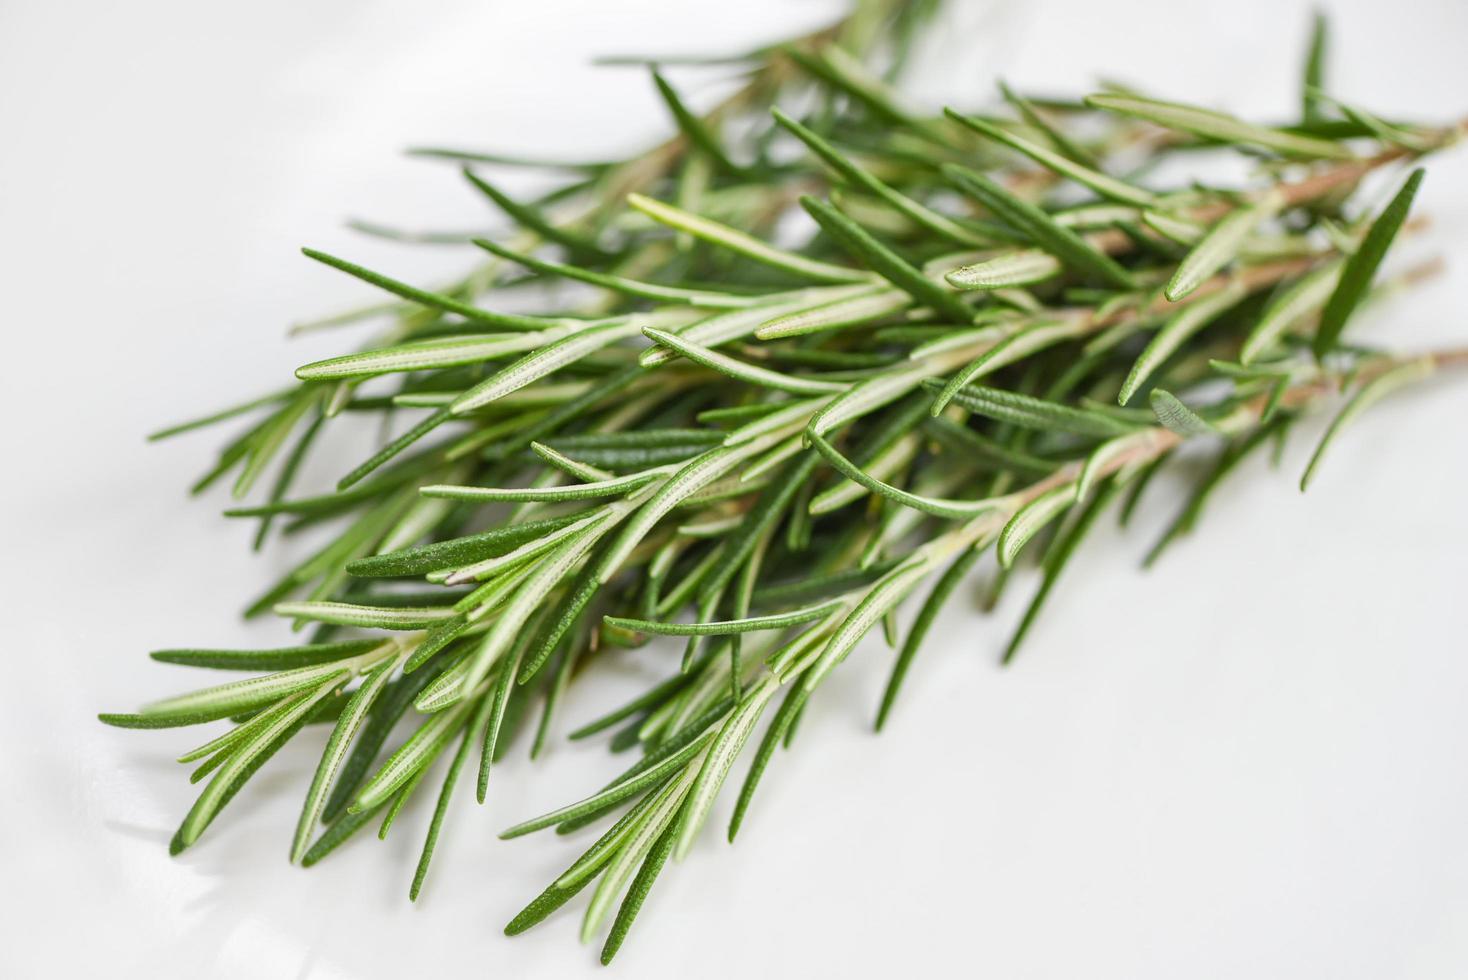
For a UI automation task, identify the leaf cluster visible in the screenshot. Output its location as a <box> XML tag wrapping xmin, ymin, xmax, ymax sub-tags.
<box><xmin>109</xmin><ymin>2</ymin><xmax>1465</xmax><ymax>964</ymax></box>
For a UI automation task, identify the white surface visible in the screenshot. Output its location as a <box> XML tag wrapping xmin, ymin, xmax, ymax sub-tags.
<box><xmin>3</xmin><ymin>0</ymin><xmax>1468</xmax><ymax>977</ymax></box>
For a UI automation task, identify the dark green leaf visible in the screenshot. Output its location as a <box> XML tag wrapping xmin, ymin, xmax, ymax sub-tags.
<box><xmin>941</xmin><ymin>164</ymin><xmax>1135</xmax><ymax>288</ymax></box>
<box><xmin>1312</xmin><ymin>168</ymin><xmax>1424</xmax><ymax>358</ymax></box>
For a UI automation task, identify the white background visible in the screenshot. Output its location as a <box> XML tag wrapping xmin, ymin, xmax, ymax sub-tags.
<box><xmin>3</xmin><ymin>0</ymin><xmax>1468</xmax><ymax>977</ymax></box>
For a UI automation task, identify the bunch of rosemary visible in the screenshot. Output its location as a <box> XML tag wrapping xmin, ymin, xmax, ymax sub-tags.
<box><xmin>103</xmin><ymin>1</ymin><xmax>1465</xmax><ymax>964</ymax></box>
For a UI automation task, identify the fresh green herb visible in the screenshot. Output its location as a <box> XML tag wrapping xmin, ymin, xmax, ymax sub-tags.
<box><xmin>105</xmin><ymin>4</ymin><xmax>1465</xmax><ymax>965</ymax></box>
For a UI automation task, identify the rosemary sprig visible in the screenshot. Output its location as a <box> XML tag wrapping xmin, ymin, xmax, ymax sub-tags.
<box><xmin>105</xmin><ymin>2</ymin><xmax>1466</xmax><ymax>965</ymax></box>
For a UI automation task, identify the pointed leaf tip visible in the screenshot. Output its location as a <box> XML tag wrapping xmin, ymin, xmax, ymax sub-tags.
<box><xmin>1312</xmin><ymin>168</ymin><xmax>1424</xmax><ymax>360</ymax></box>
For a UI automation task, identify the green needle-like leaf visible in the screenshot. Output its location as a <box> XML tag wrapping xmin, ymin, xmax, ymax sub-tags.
<box><xmin>596</xmin><ymin>434</ymin><xmax>790</xmax><ymax>584</ymax></box>
<box><xmin>337</xmin><ymin>409</ymin><xmax>455</xmax><ymax>491</ymax></box>
<box><xmin>997</xmin><ymin>485</ymin><xmax>1075</xmax><ymax>568</ymax></box>
<box><xmin>1240</xmin><ymin>259</ymin><xmax>1342</xmax><ymax>365</ymax></box>
<box><xmin>477</xmin><ymin>628</ymin><xmax>533</xmax><ymax>802</ymax></box>
<box><xmin>795</xmin><ymin>558</ymin><xmax>930</xmax><ymax>691</ymax></box>
<box><xmin>1301</xmin><ymin>357</ymin><xmax>1434</xmax><ymax>489</ymax></box>
<box><xmin>1320</xmin><ymin>94</ymin><xmax>1435</xmax><ymax>153</ymax></box>
<box><xmin>773</xmin><ymin>107</ymin><xmax>991</xmax><ymax>246</ymax></box>
<box><xmin>503</xmin><ymin>788</ymin><xmax>663</xmax><ymax>934</ymax></box>
<box><xmin>642</xmin><ymin>326</ymin><xmax>845</xmax><ymax>395</ymax></box>
<box><xmin>582</xmin><ymin>766</ymin><xmax>695</xmax><ymax>941</ymax></box>
<box><xmin>138</xmin><ymin>661</ymin><xmax>360</xmax><ymax>727</ymax></box>
<box><xmin>272</xmin><ymin>601</ymin><xmax>457</xmax><ymax>630</ymax></box>
<box><xmin>302</xmin><ymin>248</ymin><xmax>553</xmax><ymax>331</ymax></box>
<box><xmin>672</xmin><ymin>679</ymin><xmax>777</xmax><ymax>858</ymax></box>
<box><xmin>945</xmin><ymin>249</ymin><xmax>1062</xmax><ymax>290</ymax></box>
<box><xmin>628</xmin><ymin>193</ymin><xmax>871</xmax><ymax>284</ymax></box>
<box><xmin>253</xmin><ymin>411</ymin><xmax>324</xmax><ymax>549</ymax></box>
<box><xmin>941</xmin><ymin>164</ymin><xmax>1136</xmax><ymax>288</ymax></box>
<box><xmin>785</xmin><ymin>44</ymin><xmax>937</xmax><ymax>135</ymax></box>
<box><xmin>149</xmin><ymin>639</ymin><xmax>385</xmax><ymax>672</ymax></box>
<box><xmin>174</xmin><ymin>679</ymin><xmax>342</xmax><ymax>851</ymax></box>
<box><xmin>651</xmin><ymin>69</ymin><xmax>745</xmax><ymax>175</ymax></box>
<box><xmin>1312</xmin><ymin>168</ymin><xmax>1424</xmax><ymax>359</ymax></box>
<box><xmin>1166</xmin><ymin>190</ymin><xmax>1285</xmax><ymax>301</ymax></box>
<box><xmin>463</xmin><ymin>168</ymin><xmax>610</xmax><ymax>258</ymax></box>
<box><xmin>411</xmin><ymin>689</ymin><xmax>498</xmax><ymax>900</ymax></box>
<box><xmin>800</xmin><ymin>195</ymin><xmax>973</xmax><ymax>320</ymax></box>
<box><xmin>599</xmin><ymin>816</ymin><xmax>678</xmax><ymax>965</ymax></box>
<box><xmin>1301</xmin><ymin>11</ymin><xmax>1330</xmax><ymax>125</ymax></box>
<box><xmin>605</xmin><ymin>596</ymin><xmax>843</xmax><ymax>636</ymax></box>
<box><xmin>320</xmin><ymin>657</ymin><xmax>460</xmax><ymax>822</ymax></box>
<box><xmin>726</xmin><ymin>683</ymin><xmax>807</xmax><ymax>842</ymax></box>
<box><xmin>1145</xmin><ymin>420</ymin><xmax>1282</xmax><ymax>567</ymax></box>
<box><xmin>291</xmin><ymin>657</ymin><xmax>398</xmax><ymax>862</ymax></box>
<box><xmin>516</xmin><ymin>550</ymin><xmax>607</xmax><ymax>685</ymax></box>
<box><xmin>1084</xmin><ymin>92</ymin><xmax>1355</xmax><ymax>159</ymax></box>
<box><xmin>944</xmin><ymin>110</ymin><xmax>1157</xmax><ymax>207</ymax></box>
<box><xmin>351</xmin><ymin>699</ymin><xmax>471</xmax><ymax>813</ymax></box>
<box><xmin>1149</xmin><ymin>389</ymin><xmax>1218</xmax><ymax>436</ymax></box>
<box><xmin>698</xmin><ymin>454</ymin><xmax>819</xmax><ymax>600</ymax></box>
<box><xmin>377</xmin><ymin>767</ymin><xmax>430</xmax><ymax>840</ymax></box>
<box><xmin>421</xmin><ymin>470</ymin><xmax>660</xmax><ymax>503</ymax></box>
<box><xmin>754</xmin><ymin>285</ymin><xmax>909</xmax><ymax>340</ymax></box>
<box><xmin>500</xmin><ymin>730</ymin><xmax>715</xmax><ymax>839</ymax></box>
<box><xmin>295</xmin><ymin>332</ymin><xmax>544</xmax><ymax>381</ymax></box>
<box><xmin>148</xmin><ymin>389</ymin><xmax>292</xmax><ymax>442</ymax></box>
<box><xmin>923</xmin><ymin>415</ymin><xmax>1055</xmax><ymax>474</ymax></box>
<box><xmin>929</xmin><ymin>318</ymin><xmax>1082</xmax><ymax>414</ymax></box>
<box><xmin>346</xmin><ymin>514</ymin><xmax>582</xmax><ymax>578</ymax></box>
<box><xmin>450</xmin><ymin>317</ymin><xmax>651</xmax><ymax>415</ymax></box>
<box><xmin>472</xmin><ymin>237</ymin><xmax>753</xmax><ymax>309</ymax></box>
<box><xmin>998</xmin><ymin>80</ymin><xmax>1101</xmax><ymax>167</ymax></box>
<box><xmin>808</xmin><ymin>430</ymin><xmax>1002</xmax><ymax>520</ymax></box>
<box><xmin>875</xmin><ymin>545</ymin><xmax>982</xmax><ymax>730</ymax></box>
<box><xmin>1003</xmin><ymin>480</ymin><xmax>1122</xmax><ymax>664</ymax></box>
<box><xmin>929</xmin><ymin>380</ymin><xmax>1141</xmax><ymax>437</ymax></box>
<box><xmin>1118</xmin><ymin>282</ymin><xmax>1246</xmax><ymax>406</ymax></box>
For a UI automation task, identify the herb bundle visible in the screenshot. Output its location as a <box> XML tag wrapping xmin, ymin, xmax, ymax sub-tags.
<box><xmin>103</xmin><ymin>2</ymin><xmax>1466</xmax><ymax>964</ymax></box>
